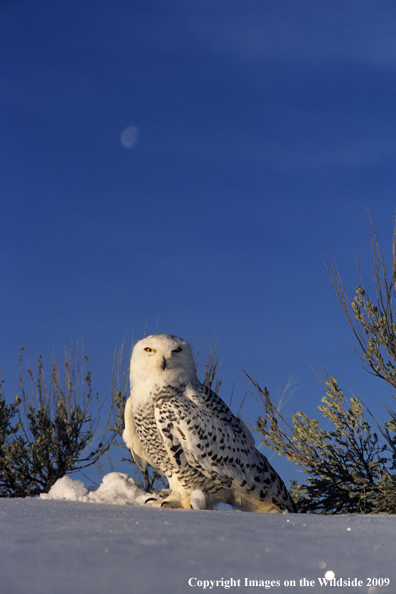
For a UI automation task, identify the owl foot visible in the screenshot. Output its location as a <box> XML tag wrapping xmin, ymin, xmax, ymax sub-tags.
<box><xmin>144</xmin><ymin>497</ymin><xmax>161</xmax><ymax>505</ymax></box>
<box><xmin>159</xmin><ymin>495</ymin><xmax>192</xmax><ymax>509</ymax></box>
<box><xmin>144</xmin><ymin>488</ymin><xmax>170</xmax><ymax>505</ymax></box>
<box><xmin>160</xmin><ymin>499</ymin><xmax>182</xmax><ymax>509</ymax></box>
<box><xmin>145</xmin><ymin>495</ymin><xmax>191</xmax><ymax>509</ymax></box>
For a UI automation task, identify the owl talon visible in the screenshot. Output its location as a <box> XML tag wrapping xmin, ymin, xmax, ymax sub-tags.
<box><xmin>145</xmin><ymin>497</ymin><xmax>159</xmax><ymax>504</ymax></box>
<box><xmin>161</xmin><ymin>501</ymin><xmax>177</xmax><ymax>509</ymax></box>
<box><xmin>160</xmin><ymin>497</ymin><xmax>183</xmax><ymax>509</ymax></box>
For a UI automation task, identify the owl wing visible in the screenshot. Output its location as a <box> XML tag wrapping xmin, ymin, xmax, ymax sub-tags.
<box><xmin>154</xmin><ymin>383</ymin><xmax>276</xmax><ymax>492</ymax></box>
<box><xmin>123</xmin><ymin>395</ymin><xmax>156</xmax><ymax>472</ymax></box>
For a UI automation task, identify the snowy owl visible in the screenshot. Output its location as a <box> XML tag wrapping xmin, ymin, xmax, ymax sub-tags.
<box><xmin>123</xmin><ymin>334</ymin><xmax>296</xmax><ymax>513</ymax></box>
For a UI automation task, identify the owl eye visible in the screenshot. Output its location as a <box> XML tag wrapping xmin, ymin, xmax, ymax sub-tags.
<box><xmin>144</xmin><ymin>347</ymin><xmax>156</xmax><ymax>353</ymax></box>
<box><xmin>172</xmin><ymin>347</ymin><xmax>182</xmax><ymax>353</ymax></box>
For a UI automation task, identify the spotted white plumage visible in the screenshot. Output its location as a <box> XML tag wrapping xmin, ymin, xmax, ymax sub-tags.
<box><xmin>123</xmin><ymin>334</ymin><xmax>296</xmax><ymax>512</ymax></box>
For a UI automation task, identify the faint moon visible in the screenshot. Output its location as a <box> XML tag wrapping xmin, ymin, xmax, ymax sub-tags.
<box><xmin>120</xmin><ymin>126</ymin><xmax>139</xmax><ymax>149</ymax></box>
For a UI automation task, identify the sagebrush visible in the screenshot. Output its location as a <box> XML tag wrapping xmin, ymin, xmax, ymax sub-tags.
<box><xmin>253</xmin><ymin>215</ymin><xmax>396</xmax><ymax>514</ymax></box>
<box><xmin>0</xmin><ymin>345</ymin><xmax>113</xmax><ymax>497</ymax></box>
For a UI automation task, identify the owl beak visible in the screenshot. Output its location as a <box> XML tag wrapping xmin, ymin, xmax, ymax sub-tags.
<box><xmin>161</xmin><ymin>356</ymin><xmax>167</xmax><ymax>370</ymax></box>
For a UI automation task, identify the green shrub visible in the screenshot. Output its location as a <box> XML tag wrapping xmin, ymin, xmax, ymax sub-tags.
<box><xmin>252</xmin><ymin>215</ymin><xmax>396</xmax><ymax>514</ymax></box>
<box><xmin>251</xmin><ymin>373</ymin><xmax>391</xmax><ymax>513</ymax></box>
<box><xmin>0</xmin><ymin>345</ymin><xmax>113</xmax><ymax>497</ymax></box>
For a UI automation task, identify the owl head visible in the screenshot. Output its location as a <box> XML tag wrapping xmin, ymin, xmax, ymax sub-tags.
<box><xmin>129</xmin><ymin>334</ymin><xmax>198</xmax><ymax>387</ymax></box>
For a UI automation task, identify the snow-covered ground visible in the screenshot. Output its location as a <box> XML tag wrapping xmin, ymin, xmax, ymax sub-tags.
<box><xmin>1</xmin><ymin>473</ymin><xmax>395</xmax><ymax>594</ymax></box>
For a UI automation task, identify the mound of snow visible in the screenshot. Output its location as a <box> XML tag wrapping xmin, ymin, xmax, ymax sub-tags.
<box><xmin>40</xmin><ymin>473</ymin><xmax>210</xmax><ymax>509</ymax></box>
<box><xmin>40</xmin><ymin>475</ymin><xmax>88</xmax><ymax>501</ymax></box>
<box><xmin>40</xmin><ymin>473</ymin><xmax>155</xmax><ymax>506</ymax></box>
<box><xmin>87</xmin><ymin>472</ymin><xmax>151</xmax><ymax>505</ymax></box>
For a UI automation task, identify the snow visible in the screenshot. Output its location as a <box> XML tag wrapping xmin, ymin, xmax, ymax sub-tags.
<box><xmin>40</xmin><ymin>475</ymin><xmax>89</xmax><ymax>501</ymax></box>
<box><xmin>39</xmin><ymin>472</ymin><xmax>208</xmax><ymax>509</ymax></box>
<box><xmin>1</xmin><ymin>473</ymin><xmax>395</xmax><ymax>594</ymax></box>
<box><xmin>40</xmin><ymin>472</ymin><xmax>154</xmax><ymax>506</ymax></box>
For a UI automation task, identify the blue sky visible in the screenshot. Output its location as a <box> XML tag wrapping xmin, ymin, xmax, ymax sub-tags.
<box><xmin>2</xmin><ymin>1</ymin><xmax>396</xmax><ymax>484</ymax></box>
